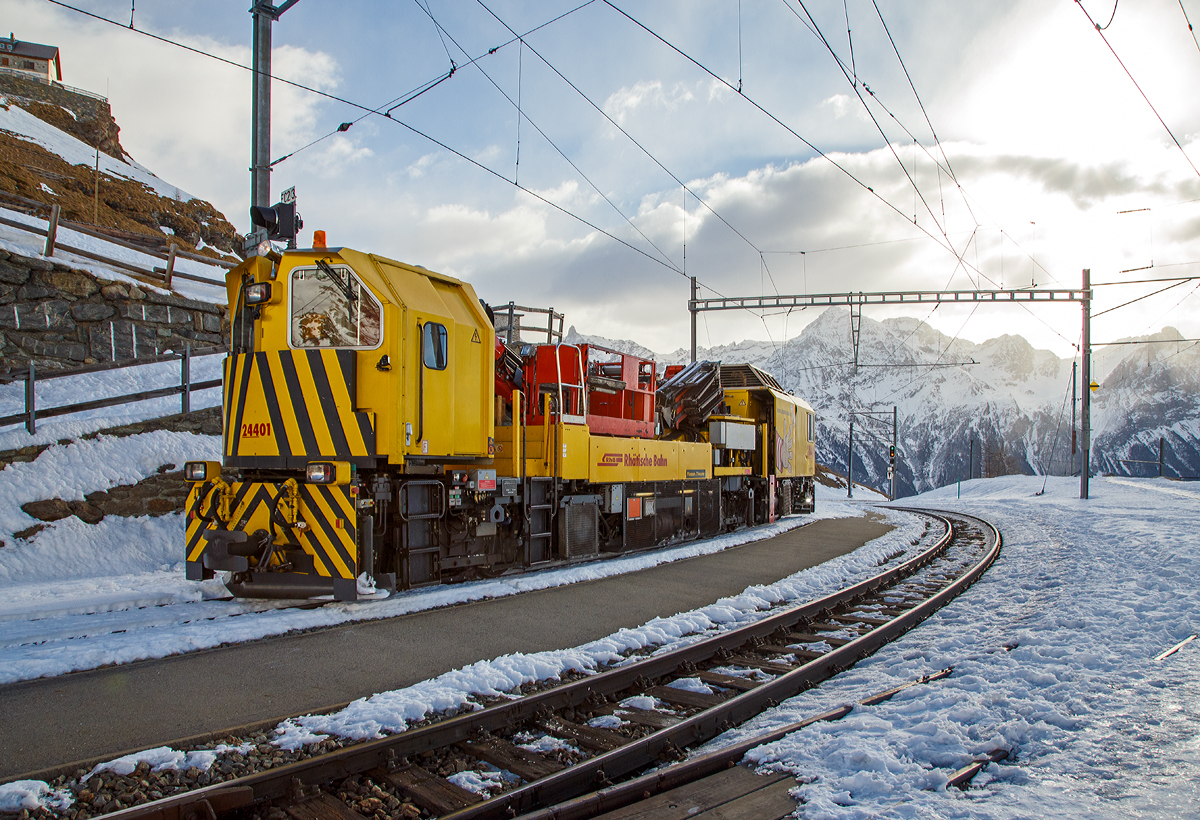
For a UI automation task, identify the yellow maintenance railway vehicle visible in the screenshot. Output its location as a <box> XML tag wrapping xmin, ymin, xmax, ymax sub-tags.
<box><xmin>185</xmin><ymin>239</ymin><xmax>817</xmax><ymax>600</ymax></box>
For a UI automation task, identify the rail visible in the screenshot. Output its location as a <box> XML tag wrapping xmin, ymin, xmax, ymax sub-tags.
<box><xmin>83</xmin><ymin>510</ymin><xmax>1001</xmax><ymax>820</ymax></box>
<box><xmin>0</xmin><ymin>346</ymin><xmax>225</xmax><ymax>434</ymax></box>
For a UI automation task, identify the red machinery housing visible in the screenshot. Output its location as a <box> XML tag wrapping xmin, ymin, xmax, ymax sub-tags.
<box><xmin>522</xmin><ymin>343</ymin><xmax>657</xmax><ymax>438</ymax></box>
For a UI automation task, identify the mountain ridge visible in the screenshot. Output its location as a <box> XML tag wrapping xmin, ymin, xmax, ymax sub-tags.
<box><xmin>568</xmin><ymin>308</ymin><xmax>1200</xmax><ymax>495</ymax></box>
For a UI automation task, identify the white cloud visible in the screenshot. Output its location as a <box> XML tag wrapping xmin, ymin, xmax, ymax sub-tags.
<box><xmin>602</xmin><ymin>80</ymin><xmax>697</xmax><ymax>126</ymax></box>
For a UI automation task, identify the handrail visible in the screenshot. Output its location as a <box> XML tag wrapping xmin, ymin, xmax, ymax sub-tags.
<box><xmin>0</xmin><ymin>214</ymin><xmax>227</xmax><ymax>286</ymax></box>
<box><xmin>0</xmin><ymin>65</ymin><xmax>107</xmax><ymax>101</ymax></box>
<box><xmin>0</xmin><ymin>345</ymin><xmax>223</xmax><ymax>384</ymax></box>
<box><xmin>0</xmin><ymin>346</ymin><xmax>225</xmax><ymax>434</ymax></box>
<box><xmin>0</xmin><ymin>171</ymin><xmax>238</xmax><ymax>270</ymax></box>
<box><xmin>549</xmin><ymin>343</ymin><xmax>587</xmax><ymax>424</ymax></box>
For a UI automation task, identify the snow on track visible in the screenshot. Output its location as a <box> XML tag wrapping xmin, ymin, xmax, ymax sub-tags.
<box><xmin>704</xmin><ymin>476</ymin><xmax>1200</xmax><ymax>818</ymax></box>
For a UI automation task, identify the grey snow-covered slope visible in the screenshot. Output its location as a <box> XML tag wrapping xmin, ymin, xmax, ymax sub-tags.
<box><xmin>568</xmin><ymin>308</ymin><xmax>1200</xmax><ymax>497</ymax></box>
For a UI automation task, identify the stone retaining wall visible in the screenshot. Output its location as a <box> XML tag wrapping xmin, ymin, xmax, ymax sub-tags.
<box><xmin>0</xmin><ymin>248</ymin><xmax>228</xmax><ymax>369</ymax></box>
<box><xmin>0</xmin><ymin>70</ymin><xmax>109</xmax><ymax>121</ymax></box>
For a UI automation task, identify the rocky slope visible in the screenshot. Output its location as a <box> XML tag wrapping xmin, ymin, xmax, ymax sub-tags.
<box><xmin>0</xmin><ymin>74</ymin><xmax>240</xmax><ymax>258</ymax></box>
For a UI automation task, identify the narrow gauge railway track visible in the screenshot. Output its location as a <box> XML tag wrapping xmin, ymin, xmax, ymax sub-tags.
<box><xmin>99</xmin><ymin>510</ymin><xmax>999</xmax><ymax>820</ymax></box>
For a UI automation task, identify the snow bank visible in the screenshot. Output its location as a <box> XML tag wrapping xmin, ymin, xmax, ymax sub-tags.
<box><xmin>702</xmin><ymin>476</ymin><xmax>1200</xmax><ymax>818</ymax></box>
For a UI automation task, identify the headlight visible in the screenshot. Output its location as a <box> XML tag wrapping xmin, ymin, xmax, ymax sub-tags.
<box><xmin>244</xmin><ymin>282</ymin><xmax>272</xmax><ymax>304</ymax></box>
<box><xmin>185</xmin><ymin>461</ymin><xmax>220</xmax><ymax>482</ymax></box>
<box><xmin>307</xmin><ymin>461</ymin><xmax>350</xmax><ymax>485</ymax></box>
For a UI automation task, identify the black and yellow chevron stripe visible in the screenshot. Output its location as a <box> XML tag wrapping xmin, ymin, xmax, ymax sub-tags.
<box><xmin>186</xmin><ymin>480</ymin><xmax>358</xmax><ymax>580</ymax></box>
<box><xmin>224</xmin><ymin>350</ymin><xmax>375</xmax><ymax>464</ymax></box>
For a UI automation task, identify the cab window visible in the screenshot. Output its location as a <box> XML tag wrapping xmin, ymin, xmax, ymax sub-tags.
<box><xmin>290</xmin><ymin>263</ymin><xmax>382</xmax><ymax>349</ymax></box>
<box><xmin>423</xmin><ymin>322</ymin><xmax>448</xmax><ymax>369</ymax></box>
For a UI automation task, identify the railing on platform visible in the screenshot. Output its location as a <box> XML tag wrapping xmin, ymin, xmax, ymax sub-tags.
<box><xmin>0</xmin><ymin>346</ymin><xmax>224</xmax><ymax>434</ymax></box>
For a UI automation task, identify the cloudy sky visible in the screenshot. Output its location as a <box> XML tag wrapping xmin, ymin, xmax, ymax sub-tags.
<box><xmin>13</xmin><ymin>0</ymin><xmax>1200</xmax><ymax>358</ymax></box>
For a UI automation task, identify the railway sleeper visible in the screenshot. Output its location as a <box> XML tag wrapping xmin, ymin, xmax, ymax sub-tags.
<box><xmin>831</xmin><ymin>613</ymin><xmax>892</xmax><ymax>627</ymax></box>
<box><xmin>534</xmin><ymin>716</ymin><xmax>627</xmax><ymax>753</ymax></box>
<box><xmin>725</xmin><ymin>654</ymin><xmax>795</xmax><ymax>675</ymax></box>
<box><xmin>593</xmin><ymin>704</ymin><xmax>682</xmax><ymax>730</ymax></box>
<box><xmin>693</xmin><ymin>669</ymin><xmax>762</xmax><ymax>691</ymax></box>
<box><xmin>780</xmin><ymin>630</ymin><xmax>850</xmax><ymax>647</ymax></box>
<box><xmin>369</xmin><ymin>765</ymin><xmax>482</xmax><ymax>816</ymax></box>
<box><xmin>283</xmin><ymin>792</ymin><xmax>366</xmax><ymax>820</ymax></box>
<box><xmin>457</xmin><ymin>734</ymin><xmax>565</xmax><ymax>782</ymax></box>
<box><xmin>645</xmin><ymin>684</ymin><xmax>725</xmax><ymax>710</ymax></box>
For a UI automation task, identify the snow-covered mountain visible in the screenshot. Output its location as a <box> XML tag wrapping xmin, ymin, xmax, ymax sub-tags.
<box><xmin>572</xmin><ymin>308</ymin><xmax>1200</xmax><ymax>496</ymax></box>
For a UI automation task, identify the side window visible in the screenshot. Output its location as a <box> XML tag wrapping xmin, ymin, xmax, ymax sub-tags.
<box><xmin>290</xmin><ymin>264</ymin><xmax>382</xmax><ymax>348</ymax></box>
<box><xmin>423</xmin><ymin>322</ymin><xmax>448</xmax><ymax>370</ymax></box>
<box><xmin>807</xmin><ymin>413</ymin><xmax>814</xmax><ymax>442</ymax></box>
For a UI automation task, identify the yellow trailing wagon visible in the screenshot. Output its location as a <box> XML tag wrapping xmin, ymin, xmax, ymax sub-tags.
<box><xmin>185</xmin><ymin>238</ymin><xmax>817</xmax><ymax>600</ymax></box>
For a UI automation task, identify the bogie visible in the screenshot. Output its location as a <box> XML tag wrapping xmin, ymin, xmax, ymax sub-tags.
<box><xmin>186</xmin><ymin>247</ymin><xmax>818</xmax><ymax>600</ymax></box>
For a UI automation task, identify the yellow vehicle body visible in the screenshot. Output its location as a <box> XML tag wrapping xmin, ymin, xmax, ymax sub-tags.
<box><xmin>222</xmin><ymin>248</ymin><xmax>494</xmax><ymax>467</ymax></box>
<box><xmin>722</xmin><ymin>387</ymin><xmax>817</xmax><ymax>479</ymax></box>
<box><xmin>187</xmin><ymin>246</ymin><xmax>817</xmax><ymax>600</ymax></box>
<box><xmin>493</xmin><ymin>423</ymin><xmax>711</xmax><ymax>482</ymax></box>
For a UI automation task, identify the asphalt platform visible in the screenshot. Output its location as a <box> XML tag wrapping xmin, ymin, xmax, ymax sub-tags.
<box><xmin>0</xmin><ymin>514</ymin><xmax>892</xmax><ymax>780</ymax></box>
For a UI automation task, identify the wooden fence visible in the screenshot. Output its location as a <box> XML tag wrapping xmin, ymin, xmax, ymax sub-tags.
<box><xmin>0</xmin><ymin>346</ymin><xmax>224</xmax><ymax>434</ymax></box>
<box><xmin>0</xmin><ymin>191</ymin><xmax>237</xmax><ymax>288</ymax></box>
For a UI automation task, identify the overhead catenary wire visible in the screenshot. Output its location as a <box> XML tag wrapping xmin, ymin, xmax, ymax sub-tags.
<box><xmin>786</xmin><ymin>0</ymin><xmax>950</xmax><ymax>234</ymax></box>
<box><xmin>48</xmin><ymin>0</ymin><xmax>690</xmax><ymax>276</ymax></box>
<box><xmin>474</xmin><ymin>0</ymin><xmax>774</xmax><ymax>281</ymax></box>
<box><xmin>1097</xmin><ymin>0</ymin><xmax>1119</xmax><ymax>30</ymax></box>
<box><xmin>1141</xmin><ymin>280</ymin><xmax>1200</xmax><ymax>335</ymax></box>
<box><xmin>603</xmin><ymin>0</ymin><xmax>945</xmax><ymax>246</ymax></box>
<box><xmin>604</xmin><ymin>0</ymin><xmax>1029</xmax><ymax>305</ymax></box>
<box><xmin>411</xmin><ymin>0</ymin><xmax>683</xmax><ymax>273</ymax></box>
<box><xmin>869</xmin><ymin>0</ymin><xmax>970</xmax><ymax>224</ymax></box>
<box><xmin>1179</xmin><ymin>0</ymin><xmax>1200</xmax><ymax>55</ymax></box>
<box><xmin>1092</xmin><ymin>279</ymin><xmax>1189</xmax><ymax>317</ymax></box>
<box><xmin>1074</xmin><ymin>0</ymin><xmax>1200</xmax><ymax>180</ymax></box>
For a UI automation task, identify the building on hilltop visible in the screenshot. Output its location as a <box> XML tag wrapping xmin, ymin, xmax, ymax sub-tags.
<box><xmin>0</xmin><ymin>33</ymin><xmax>62</xmax><ymax>83</ymax></box>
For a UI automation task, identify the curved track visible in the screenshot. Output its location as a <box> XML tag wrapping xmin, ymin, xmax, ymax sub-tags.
<box><xmin>79</xmin><ymin>509</ymin><xmax>999</xmax><ymax>820</ymax></box>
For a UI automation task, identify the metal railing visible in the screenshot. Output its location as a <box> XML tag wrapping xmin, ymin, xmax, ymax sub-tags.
<box><xmin>0</xmin><ymin>346</ymin><xmax>224</xmax><ymax>434</ymax></box>
<box><xmin>0</xmin><ymin>64</ymin><xmax>108</xmax><ymax>101</ymax></box>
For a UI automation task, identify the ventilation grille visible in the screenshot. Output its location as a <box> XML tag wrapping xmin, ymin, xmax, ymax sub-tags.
<box><xmin>698</xmin><ymin>481</ymin><xmax>721</xmax><ymax>537</ymax></box>
<box><xmin>560</xmin><ymin>503</ymin><xmax>599</xmax><ymax>558</ymax></box>
<box><xmin>719</xmin><ymin>363</ymin><xmax>783</xmax><ymax>391</ymax></box>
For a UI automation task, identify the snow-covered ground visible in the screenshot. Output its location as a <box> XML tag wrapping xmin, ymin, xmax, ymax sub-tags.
<box><xmin>6</xmin><ymin>475</ymin><xmax>1196</xmax><ymax>818</ymax></box>
<box><xmin>0</xmin><ymin>358</ymin><xmax>1195</xmax><ymax>817</ymax></box>
<box><xmin>0</xmin><ymin>435</ymin><xmax>872</xmax><ymax>685</ymax></box>
<box><xmin>717</xmin><ymin>476</ymin><xmax>1200</xmax><ymax>818</ymax></box>
<box><xmin>0</xmin><ymin>205</ymin><xmax>228</xmax><ymax>304</ymax></box>
<box><xmin>0</xmin><ymin>353</ymin><xmax>224</xmax><ymax>451</ymax></box>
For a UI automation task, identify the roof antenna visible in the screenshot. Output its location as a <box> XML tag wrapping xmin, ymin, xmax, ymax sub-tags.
<box><xmin>130</xmin><ymin>1</ymin><xmax>135</xmax><ymax>28</ymax></box>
